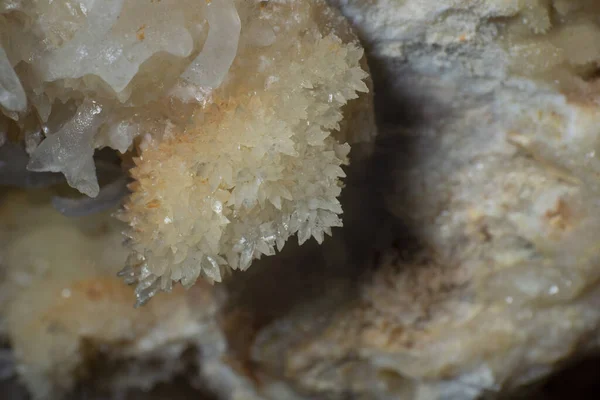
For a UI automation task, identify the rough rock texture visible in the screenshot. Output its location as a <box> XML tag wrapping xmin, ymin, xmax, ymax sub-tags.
<box><xmin>0</xmin><ymin>185</ymin><xmax>377</xmax><ymax>400</ymax></box>
<box><xmin>0</xmin><ymin>190</ymin><xmax>227</xmax><ymax>399</ymax></box>
<box><xmin>246</xmin><ymin>0</ymin><xmax>600</xmax><ymax>398</ymax></box>
<box><xmin>3</xmin><ymin>0</ymin><xmax>600</xmax><ymax>400</ymax></box>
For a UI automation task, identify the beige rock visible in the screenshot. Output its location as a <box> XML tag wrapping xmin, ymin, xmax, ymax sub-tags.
<box><xmin>246</xmin><ymin>0</ymin><xmax>600</xmax><ymax>398</ymax></box>
<box><xmin>7</xmin><ymin>0</ymin><xmax>600</xmax><ymax>399</ymax></box>
<box><xmin>0</xmin><ymin>190</ymin><xmax>232</xmax><ymax>399</ymax></box>
<box><xmin>116</xmin><ymin>0</ymin><xmax>373</xmax><ymax>304</ymax></box>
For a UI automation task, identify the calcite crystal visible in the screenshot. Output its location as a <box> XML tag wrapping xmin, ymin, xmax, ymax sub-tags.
<box><xmin>0</xmin><ymin>0</ymin><xmax>374</xmax><ymax>305</ymax></box>
<box><xmin>0</xmin><ymin>0</ymin><xmax>377</xmax><ymax>399</ymax></box>
<box><xmin>8</xmin><ymin>0</ymin><xmax>600</xmax><ymax>399</ymax></box>
<box><xmin>118</xmin><ymin>0</ymin><xmax>372</xmax><ymax>305</ymax></box>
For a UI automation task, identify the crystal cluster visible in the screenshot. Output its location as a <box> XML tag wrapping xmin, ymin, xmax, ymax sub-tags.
<box><xmin>5</xmin><ymin>0</ymin><xmax>600</xmax><ymax>399</ymax></box>
<box><xmin>0</xmin><ymin>0</ymin><xmax>373</xmax><ymax>305</ymax></box>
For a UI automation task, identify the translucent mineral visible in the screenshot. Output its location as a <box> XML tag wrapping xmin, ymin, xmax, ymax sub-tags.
<box><xmin>0</xmin><ymin>0</ymin><xmax>377</xmax><ymax>398</ymax></box>
<box><xmin>0</xmin><ymin>0</ymin><xmax>374</xmax><ymax>305</ymax></box>
<box><xmin>15</xmin><ymin>0</ymin><xmax>600</xmax><ymax>398</ymax></box>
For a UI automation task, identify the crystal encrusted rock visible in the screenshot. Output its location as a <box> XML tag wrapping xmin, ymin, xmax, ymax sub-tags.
<box><xmin>0</xmin><ymin>0</ymin><xmax>374</xmax><ymax>305</ymax></box>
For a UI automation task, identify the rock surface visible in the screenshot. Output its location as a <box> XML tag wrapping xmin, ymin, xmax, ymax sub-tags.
<box><xmin>249</xmin><ymin>0</ymin><xmax>600</xmax><ymax>398</ymax></box>
<box><xmin>3</xmin><ymin>0</ymin><xmax>600</xmax><ymax>400</ymax></box>
<box><xmin>0</xmin><ymin>190</ymin><xmax>228</xmax><ymax>399</ymax></box>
